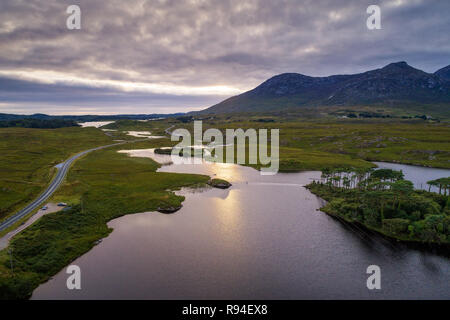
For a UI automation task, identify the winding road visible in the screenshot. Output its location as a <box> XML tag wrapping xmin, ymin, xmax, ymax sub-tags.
<box><xmin>0</xmin><ymin>141</ymin><xmax>128</xmax><ymax>232</ymax></box>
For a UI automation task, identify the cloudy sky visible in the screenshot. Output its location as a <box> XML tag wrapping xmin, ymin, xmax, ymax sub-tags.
<box><xmin>0</xmin><ymin>0</ymin><xmax>448</xmax><ymax>115</ymax></box>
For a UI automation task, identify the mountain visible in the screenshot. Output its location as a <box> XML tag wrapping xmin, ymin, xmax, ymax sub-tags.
<box><xmin>202</xmin><ymin>62</ymin><xmax>450</xmax><ymax>114</ymax></box>
<box><xmin>435</xmin><ymin>65</ymin><xmax>450</xmax><ymax>81</ymax></box>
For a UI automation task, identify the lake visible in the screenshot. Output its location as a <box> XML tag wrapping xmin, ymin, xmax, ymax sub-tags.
<box><xmin>79</xmin><ymin>121</ymin><xmax>114</xmax><ymax>128</ymax></box>
<box><xmin>31</xmin><ymin>151</ymin><xmax>450</xmax><ymax>299</ymax></box>
<box><xmin>374</xmin><ymin>161</ymin><xmax>450</xmax><ymax>192</ymax></box>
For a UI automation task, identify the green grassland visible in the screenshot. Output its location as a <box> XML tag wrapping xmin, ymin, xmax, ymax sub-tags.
<box><xmin>0</xmin><ymin>127</ymin><xmax>114</xmax><ymax>222</ymax></box>
<box><xmin>0</xmin><ymin>138</ymin><xmax>209</xmax><ymax>299</ymax></box>
<box><xmin>154</xmin><ymin>116</ymin><xmax>450</xmax><ymax>170</ymax></box>
<box><xmin>199</xmin><ymin>104</ymin><xmax>450</xmax><ymax>121</ymax></box>
<box><xmin>272</xmin><ymin>120</ymin><xmax>450</xmax><ymax>169</ymax></box>
<box><xmin>98</xmin><ymin>114</ymin><xmax>450</xmax><ymax>171</ymax></box>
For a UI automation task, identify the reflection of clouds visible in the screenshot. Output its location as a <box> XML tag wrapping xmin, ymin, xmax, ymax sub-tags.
<box><xmin>118</xmin><ymin>148</ymin><xmax>323</xmax><ymax>187</ymax></box>
<box><xmin>177</xmin><ymin>186</ymin><xmax>231</xmax><ymax>200</ymax></box>
<box><xmin>107</xmin><ymin>211</ymin><xmax>173</xmax><ymax>235</ymax></box>
<box><xmin>126</xmin><ymin>131</ymin><xmax>166</xmax><ymax>138</ymax></box>
<box><xmin>211</xmin><ymin>189</ymin><xmax>230</xmax><ymax>200</ymax></box>
<box><xmin>118</xmin><ymin>147</ymin><xmax>249</xmax><ymax>183</ymax></box>
<box><xmin>79</xmin><ymin>121</ymin><xmax>114</xmax><ymax>128</ymax></box>
<box><xmin>419</xmin><ymin>253</ymin><xmax>441</xmax><ymax>274</ymax></box>
<box><xmin>118</xmin><ymin>148</ymin><xmax>173</xmax><ymax>165</ymax></box>
<box><xmin>248</xmin><ymin>182</ymin><xmax>304</xmax><ymax>187</ymax></box>
<box><xmin>213</xmin><ymin>190</ymin><xmax>244</xmax><ymax>246</ymax></box>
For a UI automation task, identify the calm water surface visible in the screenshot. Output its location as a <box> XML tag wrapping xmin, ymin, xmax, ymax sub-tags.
<box><xmin>32</xmin><ymin>151</ymin><xmax>450</xmax><ymax>299</ymax></box>
<box><xmin>78</xmin><ymin>121</ymin><xmax>114</xmax><ymax>128</ymax></box>
<box><xmin>374</xmin><ymin>161</ymin><xmax>450</xmax><ymax>192</ymax></box>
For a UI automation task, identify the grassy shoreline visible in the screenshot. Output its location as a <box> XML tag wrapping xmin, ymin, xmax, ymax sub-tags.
<box><xmin>0</xmin><ymin>139</ymin><xmax>210</xmax><ymax>299</ymax></box>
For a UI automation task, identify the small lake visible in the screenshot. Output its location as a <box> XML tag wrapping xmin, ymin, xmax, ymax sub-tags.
<box><xmin>373</xmin><ymin>162</ymin><xmax>450</xmax><ymax>192</ymax></box>
<box><xmin>125</xmin><ymin>131</ymin><xmax>165</xmax><ymax>139</ymax></box>
<box><xmin>32</xmin><ymin>152</ymin><xmax>450</xmax><ymax>299</ymax></box>
<box><xmin>79</xmin><ymin>121</ymin><xmax>114</xmax><ymax>128</ymax></box>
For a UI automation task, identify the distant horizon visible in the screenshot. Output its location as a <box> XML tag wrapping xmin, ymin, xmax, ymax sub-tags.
<box><xmin>0</xmin><ymin>109</ymin><xmax>196</xmax><ymax>116</ymax></box>
<box><xmin>2</xmin><ymin>59</ymin><xmax>449</xmax><ymax>116</ymax></box>
<box><xmin>0</xmin><ymin>109</ymin><xmax>198</xmax><ymax>117</ymax></box>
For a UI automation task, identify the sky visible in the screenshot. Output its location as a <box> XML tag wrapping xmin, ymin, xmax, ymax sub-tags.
<box><xmin>0</xmin><ymin>0</ymin><xmax>449</xmax><ymax>115</ymax></box>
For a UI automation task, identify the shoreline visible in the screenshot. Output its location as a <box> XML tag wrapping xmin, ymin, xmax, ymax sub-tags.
<box><xmin>305</xmin><ymin>183</ymin><xmax>450</xmax><ymax>257</ymax></box>
<box><xmin>370</xmin><ymin>159</ymin><xmax>450</xmax><ymax>170</ymax></box>
<box><xmin>29</xmin><ymin>150</ymin><xmax>222</xmax><ymax>298</ymax></box>
<box><xmin>321</xmin><ymin>207</ymin><xmax>450</xmax><ymax>257</ymax></box>
<box><xmin>8</xmin><ymin>147</ymin><xmax>450</xmax><ymax>299</ymax></box>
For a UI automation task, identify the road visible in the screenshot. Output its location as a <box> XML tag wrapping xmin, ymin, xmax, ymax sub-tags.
<box><xmin>0</xmin><ymin>141</ymin><xmax>128</xmax><ymax>232</ymax></box>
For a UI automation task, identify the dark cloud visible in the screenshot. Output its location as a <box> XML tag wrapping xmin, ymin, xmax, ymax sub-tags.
<box><xmin>0</xmin><ymin>0</ymin><xmax>448</xmax><ymax>114</ymax></box>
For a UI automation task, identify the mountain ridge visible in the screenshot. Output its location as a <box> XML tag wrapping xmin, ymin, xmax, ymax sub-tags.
<box><xmin>201</xmin><ymin>62</ymin><xmax>450</xmax><ymax>114</ymax></box>
<box><xmin>435</xmin><ymin>65</ymin><xmax>450</xmax><ymax>81</ymax></box>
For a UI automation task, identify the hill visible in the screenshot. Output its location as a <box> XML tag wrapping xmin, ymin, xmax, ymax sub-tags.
<box><xmin>0</xmin><ymin>119</ymin><xmax>79</xmax><ymax>129</ymax></box>
<box><xmin>201</xmin><ymin>62</ymin><xmax>450</xmax><ymax>114</ymax></box>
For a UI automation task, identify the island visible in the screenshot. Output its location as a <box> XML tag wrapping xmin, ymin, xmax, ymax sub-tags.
<box><xmin>306</xmin><ymin>168</ymin><xmax>450</xmax><ymax>245</ymax></box>
<box><xmin>208</xmin><ymin>178</ymin><xmax>232</xmax><ymax>189</ymax></box>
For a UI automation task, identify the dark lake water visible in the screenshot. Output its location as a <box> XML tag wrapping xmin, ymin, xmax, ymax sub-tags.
<box><xmin>32</xmin><ymin>151</ymin><xmax>450</xmax><ymax>299</ymax></box>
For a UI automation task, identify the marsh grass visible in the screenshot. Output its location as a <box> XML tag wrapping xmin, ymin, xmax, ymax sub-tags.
<box><xmin>0</xmin><ymin>140</ymin><xmax>209</xmax><ymax>299</ymax></box>
<box><xmin>0</xmin><ymin>127</ymin><xmax>113</xmax><ymax>221</ymax></box>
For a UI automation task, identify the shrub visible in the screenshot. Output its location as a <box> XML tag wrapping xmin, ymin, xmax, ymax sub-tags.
<box><xmin>412</xmin><ymin>215</ymin><xmax>446</xmax><ymax>242</ymax></box>
<box><xmin>410</xmin><ymin>211</ymin><xmax>422</xmax><ymax>221</ymax></box>
<box><xmin>402</xmin><ymin>194</ymin><xmax>441</xmax><ymax>216</ymax></box>
<box><xmin>382</xmin><ymin>218</ymin><xmax>410</xmax><ymax>236</ymax></box>
<box><xmin>363</xmin><ymin>207</ymin><xmax>381</xmax><ymax>227</ymax></box>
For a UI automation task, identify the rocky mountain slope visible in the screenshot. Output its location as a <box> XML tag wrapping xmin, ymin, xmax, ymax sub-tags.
<box><xmin>202</xmin><ymin>62</ymin><xmax>450</xmax><ymax>114</ymax></box>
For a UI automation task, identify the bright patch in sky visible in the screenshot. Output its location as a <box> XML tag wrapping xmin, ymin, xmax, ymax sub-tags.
<box><xmin>0</xmin><ymin>70</ymin><xmax>242</xmax><ymax>96</ymax></box>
